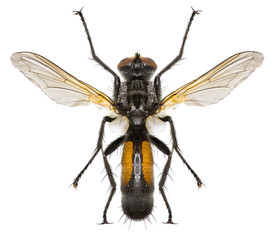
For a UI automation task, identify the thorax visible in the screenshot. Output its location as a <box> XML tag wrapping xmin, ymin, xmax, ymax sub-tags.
<box><xmin>116</xmin><ymin>80</ymin><xmax>159</xmax><ymax>126</ymax></box>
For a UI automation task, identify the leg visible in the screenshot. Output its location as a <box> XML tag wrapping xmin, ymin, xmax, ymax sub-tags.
<box><xmin>159</xmin><ymin>156</ymin><xmax>173</xmax><ymax>224</ymax></box>
<box><xmin>150</xmin><ymin>135</ymin><xmax>174</xmax><ymax>224</ymax></box>
<box><xmin>72</xmin><ymin>116</ymin><xmax>115</xmax><ymax>188</ymax></box>
<box><xmin>154</xmin><ymin>76</ymin><xmax>162</xmax><ymax>102</ymax></box>
<box><xmin>159</xmin><ymin>116</ymin><xmax>203</xmax><ymax>188</ymax></box>
<box><xmin>154</xmin><ymin>8</ymin><xmax>200</xmax><ymax>90</ymax></box>
<box><xmin>101</xmin><ymin>136</ymin><xmax>125</xmax><ymax>224</ymax></box>
<box><xmin>73</xmin><ymin>9</ymin><xmax>121</xmax><ymax>100</ymax></box>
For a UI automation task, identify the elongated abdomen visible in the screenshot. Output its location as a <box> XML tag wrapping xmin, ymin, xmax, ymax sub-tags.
<box><xmin>121</xmin><ymin>140</ymin><xmax>154</xmax><ymax>220</ymax></box>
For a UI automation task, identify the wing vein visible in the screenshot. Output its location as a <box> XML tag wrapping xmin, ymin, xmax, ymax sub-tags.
<box><xmin>159</xmin><ymin>51</ymin><xmax>264</xmax><ymax>109</ymax></box>
<box><xmin>11</xmin><ymin>52</ymin><xmax>115</xmax><ymax>109</ymax></box>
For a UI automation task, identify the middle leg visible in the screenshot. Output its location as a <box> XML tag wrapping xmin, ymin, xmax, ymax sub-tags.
<box><xmin>159</xmin><ymin>116</ymin><xmax>203</xmax><ymax>187</ymax></box>
<box><xmin>72</xmin><ymin>116</ymin><xmax>115</xmax><ymax>188</ymax></box>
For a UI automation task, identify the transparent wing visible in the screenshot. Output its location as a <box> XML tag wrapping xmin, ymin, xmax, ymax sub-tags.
<box><xmin>11</xmin><ymin>52</ymin><xmax>115</xmax><ymax>110</ymax></box>
<box><xmin>159</xmin><ymin>51</ymin><xmax>264</xmax><ymax>110</ymax></box>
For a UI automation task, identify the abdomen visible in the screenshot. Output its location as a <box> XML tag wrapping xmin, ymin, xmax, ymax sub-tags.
<box><xmin>121</xmin><ymin>140</ymin><xmax>154</xmax><ymax>220</ymax></box>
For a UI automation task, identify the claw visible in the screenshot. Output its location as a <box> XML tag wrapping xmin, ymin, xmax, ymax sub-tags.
<box><xmin>198</xmin><ymin>180</ymin><xmax>206</xmax><ymax>189</ymax></box>
<box><xmin>162</xmin><ymin>214</ymin><xmax>178</xmax><ymax>224</ymax></box>
<box><xmin>98</xmin><ymin>218</ymin><xmax>113</xmax><ymax>225</ymax></box>
<box><xmin>71</xmin><ymin>180</ymin><xmax>78</xmax><ymax>189</ymax></box>
<box><xmin>73</xmin><ymin>6</ymin><xmax>84</xmax><ymax>15</ymax></box>
<box><xmin>162</xmin><ymin>220</ymin><xmax>178</xmax><ymax>225</ymax></box>
<box><xmin>191</xmin><ymin>6</ymin><xmax>202</xmax><ymax>15</ymax></box>
<box><xmin>69</xmin><ymin>181</ymin><xmax>78</xmax><ymax>189</ymax></box>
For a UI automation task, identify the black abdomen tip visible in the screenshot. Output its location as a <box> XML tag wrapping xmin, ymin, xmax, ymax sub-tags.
<box><xmin>122</xmin><ymin>194</ymin><xmax>153</xmax><ymax>220</ymax></box>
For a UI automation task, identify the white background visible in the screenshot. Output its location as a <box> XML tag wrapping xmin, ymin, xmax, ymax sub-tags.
<box><xmin>1</xmin><ymin>0</ymin><xmax>274</xmax><ymax>239</ymax></box>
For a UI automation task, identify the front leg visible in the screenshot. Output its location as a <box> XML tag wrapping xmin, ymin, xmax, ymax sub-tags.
<box><xmin>154</xmin><ymin>8</ymin><xmax>200</xmax><ymax>101</ymax></box>
<box><xmin>155</xmin><ymin>8</ymin><xmax>200</xmax><ymax>79</ymax></box>
<box><xmin>72</xmin><ymin>116</ymin><xmax>115</xmax><ymax>188</ymax></box>
<box><xmin>73</xmin><ymin>8</ymin><xmax>121</xmax><ymax>101</ymax></box>
<box><xmin>154</xmin><ymin>76</ymin><xmax>161</xmax><ymax>102</ymax></box>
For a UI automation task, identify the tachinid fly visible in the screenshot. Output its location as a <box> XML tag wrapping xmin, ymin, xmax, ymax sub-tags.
<box><xmin>11</xmin><ymin>8</ymin><xmax>263</xmax><ymax>224</ymax></box>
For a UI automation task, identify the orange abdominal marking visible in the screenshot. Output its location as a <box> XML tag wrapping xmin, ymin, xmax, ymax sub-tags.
<box><xmin>122</xmin><ymin>141</ymin><xmax>133</xmax><ymax>185</ymax></box>
<box><xmin>142</xmin><ymin>141</ymin><xmax>153</xmax><ymax>185</ymax></box>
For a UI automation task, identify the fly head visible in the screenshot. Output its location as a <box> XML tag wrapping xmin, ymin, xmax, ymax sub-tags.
<box><xmin>117</xmin><ymin>53</ymin><xmax>157</xmax><ymax>81</ymax></box>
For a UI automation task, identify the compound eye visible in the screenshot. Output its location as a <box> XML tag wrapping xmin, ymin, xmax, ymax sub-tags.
<box><xmin>141</xmin><ymin>57</ymin><xmax>157</xmax><ymax>70</ymax></box>
<box><xmin>117</xmin><ymin>57</ymin><xmax>132</xmax><ymax>70</ymax></box>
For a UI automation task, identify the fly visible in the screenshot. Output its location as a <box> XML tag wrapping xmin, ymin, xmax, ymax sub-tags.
<box><xmin>11</xmin><ymin>8</ymin><xmax>264</xmax><ymax>224</ymax></box>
